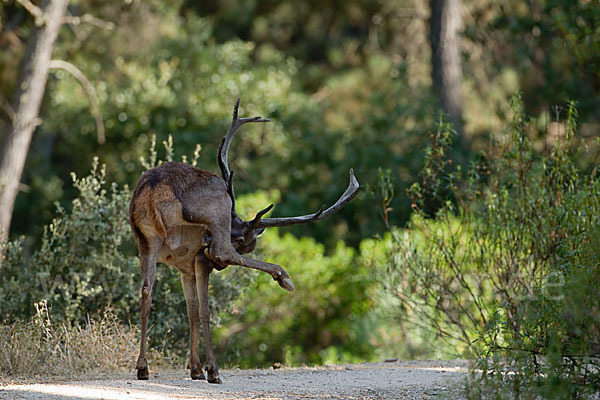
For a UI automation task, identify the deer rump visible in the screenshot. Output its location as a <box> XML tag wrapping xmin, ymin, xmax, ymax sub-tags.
<box><xmin>130</xmin><ymin>162</ymin><xmax>228</xmax><ymax>272</ymax></box>
<box><xmin>128</xmin><ymin>98</ymin><xmax>359</xmax><ymax>383</ymax></box>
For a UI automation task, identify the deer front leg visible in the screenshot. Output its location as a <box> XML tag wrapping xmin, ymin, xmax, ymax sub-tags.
<box><xmin>136</xmin><ymin>240</ymin><xmax>160</xmax><ymax>380</ymax></box>
<box><xmin>180</xmin><ymin>273</ymin><xmax>205</xmax><ymax>380</ymax></box>
<box><xmin>194</xmin><ymin>255</ymin><xmax>222</xmax><ymax>383</ymax></box>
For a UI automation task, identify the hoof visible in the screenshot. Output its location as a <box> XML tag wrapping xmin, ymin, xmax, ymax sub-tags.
<box><xmin>137</xmin><ymin>367</ymin><xmax>149</xmax><ymax>380</ymax></box>
<box><xmin>191</xmin><ymin>368</ymin><xmax>206</xmax><ymax>380</ymax></box>
<box><xmin>277</xmin><ymin>277</ymin><xmax>294</xmax><ymax>291</ymax></box>
<box><xmin>206</xmin><ymin>367</ymin><xmax>222</xmax><ymax>384</ymax></box>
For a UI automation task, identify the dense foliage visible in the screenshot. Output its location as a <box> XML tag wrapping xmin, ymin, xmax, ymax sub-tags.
<box><xmin>1</xmin><ymin>1</ymin><xmax>438</xmax><ymax>247</ymax></box>
<box><xmin>2</xmin><ymin>0</ymin><xmax>598</xmax><ymax>247</ymax></box>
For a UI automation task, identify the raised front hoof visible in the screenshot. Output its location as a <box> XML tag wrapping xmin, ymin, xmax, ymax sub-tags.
<box><xmin>276</xmin><ymin>276</ymin><xmax>294</xmax><ymax>291</ymax></box>
<box><xmin>137</xmin><ymin>367</ymin><xmax>149</xmax><ymax>380</ymax></box>
<box><xmin>191</xmin><ymin>369</ymin><xmax>206</xmax><ymax>380</ymax></box>
<box><xmin>204</xmin><ymin>248</ymin><xmax>227</xmax><ymax>270</ymax></box>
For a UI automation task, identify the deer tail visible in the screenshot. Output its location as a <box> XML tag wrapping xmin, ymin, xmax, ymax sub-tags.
<box><xmin>150</xmin><ymin>206</ymin><xmax>168</xmax><ymax>240</ymax></box>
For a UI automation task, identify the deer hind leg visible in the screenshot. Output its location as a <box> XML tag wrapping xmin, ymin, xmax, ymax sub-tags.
<box><xmin>136</xmin><ymin>237</ymin><xmax>161</xmax><ymax>380</ymax></box>
<box><xmin>165</xmin><ymin>225</ymin><xmax>182</xmax><ymax>251</ymax></box>
<box><xmin>194</xmin><ymin>255</ymin><xmax>222</xmax><ymax>383</ymax></box>
<box><xmin>181</xmin><ymin>194</ymin><xmax>294</xmax><ymax>291</ymax></box>
<box><xmin>180</xmin><ymin>272</ymin><xmax>205</xmax><ymax>381</ymax></box>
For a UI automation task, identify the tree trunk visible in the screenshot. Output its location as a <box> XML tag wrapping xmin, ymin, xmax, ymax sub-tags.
<box><xmin>0</xmin><ymin>0</ymin><xmax>68</xmax><ymax>244</ymax></box>
<box><xmin>429</xmin><ymin>0</ymin><xmax>464</xmax><ymax>136</ymax></box>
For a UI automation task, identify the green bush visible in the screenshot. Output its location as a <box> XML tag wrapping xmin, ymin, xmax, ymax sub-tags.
<box><xmin>211</xmin><ymin>190</ymin><xmax>377</xmax><ymax>367</ymax></box>
<box><xmin>0</xmin><ymin>158</ymin><xmax>137</xmax><ymax>324</ymax></box>
<box><xmin>382</xmin><ymin>96</ymin><xmax>600</xmax><ymax>397</ymax></box>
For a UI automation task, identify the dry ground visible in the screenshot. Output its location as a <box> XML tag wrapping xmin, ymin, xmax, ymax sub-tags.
<box><xmin>0</xmin><ymin>360</ymin><xmax>469</xmax><ymax>400</ymax></box>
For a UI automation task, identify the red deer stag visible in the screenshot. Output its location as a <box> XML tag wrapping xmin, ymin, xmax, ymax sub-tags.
<box><xmin>129</xmin><ymin>99</ymin><xmax>360</xmax><ymax>383</ymax></box>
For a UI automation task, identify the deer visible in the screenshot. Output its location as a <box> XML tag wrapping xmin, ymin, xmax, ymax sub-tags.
<box><xmin>129</xmin><ymin>99</ymin><xmax>360</xmax><ymax>383</ymax></box>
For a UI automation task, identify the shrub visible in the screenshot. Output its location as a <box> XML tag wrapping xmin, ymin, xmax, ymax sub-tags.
<box><xmin>383</xmin><ymin>96</ymin><xmax>600</xmax><ymax>397</ymax></box>
<box><xmin>0</xmin><ymin>158</ymin><xmax>138</xmax><ymax>325</ymax></box>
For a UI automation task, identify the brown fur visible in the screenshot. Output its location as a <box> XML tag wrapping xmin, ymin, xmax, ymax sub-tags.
<box><xmin>130</xmin><ymin>162</ymin><xmax>215</xmax><ymax>244</ymax></box>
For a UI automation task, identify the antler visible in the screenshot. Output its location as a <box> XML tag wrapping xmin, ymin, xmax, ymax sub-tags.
<box><xmin>253</xmin><ymin>169</ymin><xmax>360</xmax><ymax>228</ymax></box>
<box><xmin>217</xmin><ymin>98</ymin><xmax>360</xmax><ymax>229</ymax></box>
<box><xmin>218</xmin><ymin>98</ymin><xmax>270</xmax><ymax>184</ymax></box>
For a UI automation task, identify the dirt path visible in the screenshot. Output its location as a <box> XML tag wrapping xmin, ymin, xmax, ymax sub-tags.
<box><xmin>0</xmin><ymin>360</ymin><xmax>469</xmax><ymax>400</ymax></box>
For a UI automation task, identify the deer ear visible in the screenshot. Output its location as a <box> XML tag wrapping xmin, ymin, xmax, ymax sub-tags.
<box><xmin>255</xmin><ymin>227</ymin><xmax>266</xmax><ymax>236</ymax></box>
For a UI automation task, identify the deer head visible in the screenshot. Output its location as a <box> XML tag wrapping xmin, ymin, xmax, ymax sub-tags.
<box><xmin>218</xmin><ymin>98</ymin><xmax>360</xmax><ymax>253</ymax></box>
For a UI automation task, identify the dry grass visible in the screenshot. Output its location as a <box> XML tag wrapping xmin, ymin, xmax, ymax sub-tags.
<box><xmin>0</xmin><ymin>301</ymin><xmax>172</xmax><ymax>380</ymax></box>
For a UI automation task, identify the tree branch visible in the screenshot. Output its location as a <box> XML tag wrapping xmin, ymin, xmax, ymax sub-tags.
<box><xmin>15</xmin><ymin>0</ymin><xmax>45</xmax><ymax>25</ymax></box>
<box><xmin>62</xmin><ymin>14</ymin><xmax>115</xmax><ymax>30</ymax></box>
<box><xmin>48</xmin><ymin>59</ymin><xmax>105</xmax><ymax>144</ymax></box>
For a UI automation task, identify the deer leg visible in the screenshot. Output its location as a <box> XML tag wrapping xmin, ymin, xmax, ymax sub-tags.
<box><xmin>194</xmin><ymin>255</ymin><xmax>222</xmax><ymax>384</ymax></box>
<box><xmin>180</xmin><ymin>273</ymin><xmax>205</xmax><ymax>380</ymax></box>
<box><xmin>181</xmin><ymin>196</ymin><xmax>294</xmax><ymax>291</ymax></box>
<box><xmin>136</xmin><ymin>240</ymin><xmax>160</xmax><ymax>380</ymax></box>
<box><xmin>205</xmin><ymin>226</ymin><xmax>294</xmax><ymax>292</ymax></box>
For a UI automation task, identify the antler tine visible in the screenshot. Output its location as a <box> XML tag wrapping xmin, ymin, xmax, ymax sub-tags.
<box><xmin>232</xmin><ymin>97</ymin><xmax>240</xmax><ymax>121</ymax></box>
<box><xmin>218</xmin><ymin>98</ymin><xmax>270</xmax><ymax>183</ymax></box>
<box><xmin>250</xmin><ymin>204</ymin><xmax>274</xmax><ymax>229</ymax></box>
<box><xmin>256</xmin><ymin>169</ymin><xmax>360</xmax><ymax>228</ymax></box>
